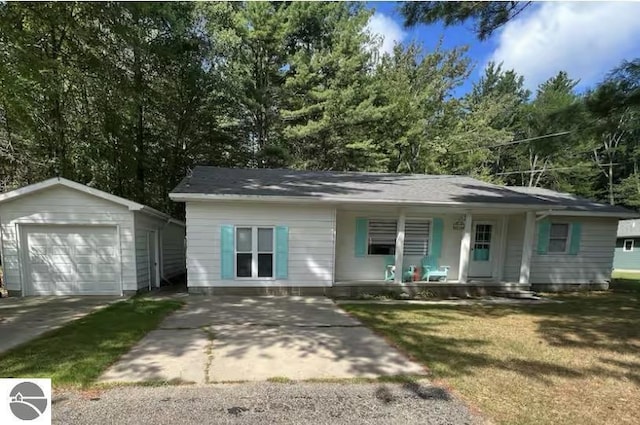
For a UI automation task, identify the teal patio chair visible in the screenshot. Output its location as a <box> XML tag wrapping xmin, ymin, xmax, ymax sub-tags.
<box><xmin>421</xmin><ymin>256</ymin><xmax>450</xmax><ymax>281</ymax></box>
<box><xmin>384</xmin><ymin>256</ymin><xmax>395</xmax><ymax>281</ymax></box>
<box><xmin>384</xmin><ymin>256</ymin><xmax>415</xmax><ymax>282</ymax></box>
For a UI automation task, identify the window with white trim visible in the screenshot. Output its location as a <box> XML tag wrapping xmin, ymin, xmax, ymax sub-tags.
<box><xmin>623</xmin><ymin>239</ymin><xmax>634</xmax><ymax>252</ymax></box>
<box><xmin>367</xmin><ymin>219</ymin><xmax>431</xmax><ymax>256</ymax></box>
<box><xmin>235</xmin><ymin>227</ymin><xmax>274</xmax><ymax>278</ymax></box>
<box><xmin>548</xmin><ymin>223</ymin><xmax>570</xmax><ymax>253</ymax></box>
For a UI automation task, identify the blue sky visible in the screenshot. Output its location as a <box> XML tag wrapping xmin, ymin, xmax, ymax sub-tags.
<box><xmin>366</xmin><ymin>1</ymin><xmax>640</xmax><ymax>97</ymax></box>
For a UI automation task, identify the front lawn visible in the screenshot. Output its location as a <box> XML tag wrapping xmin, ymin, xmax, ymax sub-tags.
<box><xmin>342</xmin><ymin>293</ymin><xmax>640</xmax><ymax>425</ymax></box>
<box><xmin>0</xmin><ymin>298</ymin><xmax>183</xmax><ymax>388</ymax></box>
<box><xmin>611</xmin><ymin>270</ymin><xmax>640</xmax><ymax>281</ymax></box>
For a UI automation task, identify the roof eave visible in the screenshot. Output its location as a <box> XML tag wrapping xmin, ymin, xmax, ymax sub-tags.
<box><xmin>544</xmin><ymin>210</ymin><xmax>639</xmax><ymax>219</ymax></box>
<box><xmin>168</xmin><ymin>192</ymin><xmax>560</xmax><ymax>210</ymax></box>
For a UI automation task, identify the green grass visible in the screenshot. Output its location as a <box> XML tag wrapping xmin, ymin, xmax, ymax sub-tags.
<box><xmin>611</xmin><ymin>270</ymin><xmax>640</xmax><ymax>293</ymax></box>
<box><xmin>611</xmin><ymin>270</ymin><xmax>640</xmax><ymax>281</ymax></box>
<box><xmin>342</xmin><ymin>292</ymin><xmax>640</xmax><ymax>425</ymax></box>
<box><xmin>0</xmin><ymin>298</ymin><xmax>183</xmax><ymax>388</ymax></box>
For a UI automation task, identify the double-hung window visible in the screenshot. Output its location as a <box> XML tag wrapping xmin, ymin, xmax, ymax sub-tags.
<box><xmin>235</xmin><ymin>227</ymin><xmax>274</xmax><ymax>278</ymax></box>
<box><xmin>367</xmin><ymin>219</ymin><xmax>397</xmax><ymax>255</ymax></box>
<box><xmin>548</xmin><ymin>223</ymin><xmax>570</xmax><ymax>253</ymax></box>
<box><xmin>623</xmin><ymin>239</ymin><xmax>634</xmax><ymax>252</ymax></box>
<box><xmin>367</xmin><ymin>219</ymin><xmax>431</xmax><ymax>256</ymax></box>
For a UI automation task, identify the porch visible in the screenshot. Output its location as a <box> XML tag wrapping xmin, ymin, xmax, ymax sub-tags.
<box><xmin>330</xmin><ymin>280</ymin><xmax>532</xmax><ymax>299</ymax></box>
<box><xmin>333</xmin><ymin>205</ymin><xmax>541</xmax><ymax>288</ymax></box>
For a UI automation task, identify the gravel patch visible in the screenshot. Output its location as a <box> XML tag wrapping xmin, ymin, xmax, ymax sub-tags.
<box><xmin>53</xmin><ymin>382</ymin><xmax>482</xmax><ymax>425</ymax></box>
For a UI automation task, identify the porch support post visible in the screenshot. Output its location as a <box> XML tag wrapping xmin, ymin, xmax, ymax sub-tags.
<box><xmin>394</xmin><ymin>209</ymin><xmax>406</xmax><ymax>284</ymax></box>
<box><xmin>458</xmin><ymin>212</ymin><xmax>472</xmax><ymax>283</ymax></box>
<box><xmin>519</xmin><ymin>211</ymin><xmax>536</xmax><ymax>284</ymax></box>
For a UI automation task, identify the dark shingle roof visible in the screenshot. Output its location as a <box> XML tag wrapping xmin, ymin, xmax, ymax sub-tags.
<box><xmin>618</xmin><ymin>219</ymin><xmax>640</xmax><ymax>237</ymax></box>
<box><xmin>170</xmin><ymin>167</ymin><xmax>638</xmax><ymax>216</ymax></box>
<box><xmin>505</xmin><ymin>186</ymin><xmax>634</xmax><ymax>215</ymax></box>
<box><xmin>172</xmin><ymin>167</ymin><xmax>552</xmax><ymax>206</ymax></box>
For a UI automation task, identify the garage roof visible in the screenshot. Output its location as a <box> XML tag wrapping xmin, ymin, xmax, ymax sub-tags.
<box><xmin>618</xmin><ymin>219</ymin><xmax>640</xmax><ymax>238</ymax></box>
<box><xmin>0</xmin><ymin>177</ymin><xmax>184</xmax><ymax>225</ymax></box>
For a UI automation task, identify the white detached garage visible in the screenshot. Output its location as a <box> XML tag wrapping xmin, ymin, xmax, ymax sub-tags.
<box><xmin>0</xmin><ymin>178</ymin><xmax>186</xmax><ymax>296</ymax></box>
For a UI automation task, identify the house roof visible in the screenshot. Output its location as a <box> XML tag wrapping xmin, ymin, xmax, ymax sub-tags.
<box><xmin>0</xmin><ymin>177</ymin><xmax>185</xmax><ymax>226</ymax></box>
<box><xmin>505</xmin><ymin>186</ymin><xmax>636</xmax><ymax>216</ymax></box>
<box><xmin>170</xmin><ymin>166</ymin><xmax>637</xmax><ymax>217</ymax></box>
<box><xmin>618</xmin><ymin>219</ymin><xmax>640</xmax><ymax>237</ymax></box>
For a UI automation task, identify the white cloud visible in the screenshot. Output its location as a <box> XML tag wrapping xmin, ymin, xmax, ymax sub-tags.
<box><xmin>488</xmin><ymin>2</ymin><xmax>640</xmax><ymax>90</ymax></box>
<box><xmin>366</xmin><ymin>13</ymin><xmax>407</xmax><ymax>56</ymax></box>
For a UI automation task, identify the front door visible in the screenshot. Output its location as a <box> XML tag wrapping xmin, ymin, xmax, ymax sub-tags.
<box><xmin>468</xmin><ymin>222</ymin><xmax>494</xmax><ymax>278</ymax></box>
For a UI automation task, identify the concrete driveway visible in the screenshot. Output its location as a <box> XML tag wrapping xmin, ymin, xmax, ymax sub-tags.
<box><xmin>100</xmin><ymin>296</ymin><xmax>426</xmax><ymax>383</ymax></box>
<box><xmin>0</xmin><ymin>296</ymin><xmax>124</xmax><ymax>354</ymax></box>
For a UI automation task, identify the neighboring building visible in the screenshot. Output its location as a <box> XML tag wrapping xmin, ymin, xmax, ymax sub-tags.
<box><xmin>614</xmin><ymin>219</ymin><xmax>640</xmax><ymax>271</ymax></box>
<box><xmin>170</xmin><ymin>167</ymin><xmax>637</xmax><ymax>295</ymax></box>
<box><xmin>0</xmin><ymin>178</ymin><xmax>186</xmax><ymax>296</ymax></box>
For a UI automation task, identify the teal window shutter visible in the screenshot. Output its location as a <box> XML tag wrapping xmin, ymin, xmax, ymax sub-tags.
<box><xmin>537</xmin><ymin>220</ymin><xmax>550</xmax><ymax>255</ymax></box>
<box><xmin>431</xmin><ymin>218</ymin><xmax>444</xmax><ymax>258</ymax></box>
<box><xmin>275</xmin><ymin>226</ymin><xmax>289</xmax><ymax>279</ymax></box>
<box><xmin>220</xmin><ymin>225</ymin><xmax>234</xmax><ymax>279</ymax></box>
<box><xmin>569</xmin><ymin>222</ymin><xmax>582</xmax><ymax>255</ymax></box>
<box><xmin>355</xmin><ymin>218</ymin><xmax>368</xmax><ymax>257</ymax></box>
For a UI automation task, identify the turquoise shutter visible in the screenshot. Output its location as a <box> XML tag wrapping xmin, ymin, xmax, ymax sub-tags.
<box><xmin>275</xmin><ymin>226</ymin><xmax>289</xmax><ymax>279</ymax></box>
<box><xmin>569</xmin><ymin>222</ymin><xmax>582</xmax><ymax>255</ymax></box>
<box><xmin>537</xmin><ymin>220</ymin><xmax>550</xmax><ymax>255</ymax></box>
<box><xmin>220</xmin><ymin>225</ymin><xmax>234</xmax><ymax>279</ymax></box>
<box><xmin>431</xmin><ymin>218</ymin><xmax>444</xmax><ymax>258</ymax></box>
<box><xmin>355</xmin><ymin>218</ymin><xmax>368</xmax><ymax>257</ymax></box>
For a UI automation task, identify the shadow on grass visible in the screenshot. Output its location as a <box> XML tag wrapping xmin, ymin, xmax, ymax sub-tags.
<box><xmin>342</xmin><ymin>292</ymin><xmax>640</xmax><ymax>385</ymax></box>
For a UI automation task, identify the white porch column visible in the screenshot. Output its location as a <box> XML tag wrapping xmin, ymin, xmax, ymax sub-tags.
<box><xmin>394</xmin><ymin>210</ymin><xmax>406</xmax><ymax>284</ymax></box>
<box><xmin>519</xmin><ymin>211</ymin><xmax>536</xmax><ymax>284</ymax></box>
<box><xmin>458</xmin><ymin>212</ymin><xmax>472</xmax><ymax>283</ymax></box>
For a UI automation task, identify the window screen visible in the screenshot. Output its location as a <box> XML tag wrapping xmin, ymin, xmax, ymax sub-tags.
<box><xmin>367</xmin><ymin>219</ymin><xmax>397</xmax><ymax>255</ymax></box>
<box><xmin>404</xmin><ymin>221</ymin><xmax>431</xmax><ymax>256</ymax></box>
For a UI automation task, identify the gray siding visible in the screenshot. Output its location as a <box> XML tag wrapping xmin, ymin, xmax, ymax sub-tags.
<box><xmin>0</xmin><ymin>185</ymin><xmax>137</xmax><ymax>292</ymax></box>
<box><xmin>185</xmin><ymin>201</ymin><xmax>335</xmax><ymax>287</ymax></box>
<box><xmin>162</xmin><ymin>221</ymin><xmax>186</xmax><ymax>279</ymax></box>
<box><xmin>133</xmin><ymin>212</ymin><xmax>164</xmax><ymax>290</ymax></box>
<box><xmin>503</xmin><ymin>214</ymin><xmax>618</xmax><ymax>283</ymax></box>
<box><xmin>613</xmin><ymin>238</ymin><xmax>640</xmax><ymax>270</ymax></box>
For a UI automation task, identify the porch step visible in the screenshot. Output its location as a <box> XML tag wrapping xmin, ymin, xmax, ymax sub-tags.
<box><xmin>493</xmin><ymin>290</ymin><xmax>540</xmax><ymax>300</ymax></box>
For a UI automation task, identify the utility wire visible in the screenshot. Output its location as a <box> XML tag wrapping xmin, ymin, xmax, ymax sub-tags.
<box><xmin>494</xmin><ymin>163</ymin><xmax>620</xmax><ymax>176</ymax></box>
<box><xmin>454</xmin><ymin>130</ymin><xmax>573</xmax><ymax>154</ymax></box>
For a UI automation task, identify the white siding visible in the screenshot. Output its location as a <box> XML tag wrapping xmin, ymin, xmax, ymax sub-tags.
<box><xmin>133</xmin><ymin>213</ymin><xmax>164</xmax><ymax>290</ymax></box>
<box><xmin>502</xmin><ymin>214</ymin><xmax>618</xmax><ymax>283</ymax></box>
<box><xmin>162</xmin><ymin>222</ymin><xmax>186</xmax><ymax>279</ymax></box>
<box><xmin>503</xmin><ymin>214</ymin><xmax>525</xmax><ymax>282</ymax></box>
<box><xmin>185</xmin><ymin>202</ymin><xmax>335</xmax><ymax>287</ymax></box>
<box><xmin>0</xmin><ymin>186</ymin><xmax>136</xmax><ymax>292</ymax></box>
<box><xmin>335</xmin><ymin>209</ymin><xmax>462</xmax><ymax>281</ymax></box>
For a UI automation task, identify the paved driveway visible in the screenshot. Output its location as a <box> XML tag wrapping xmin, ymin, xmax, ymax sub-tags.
<box><xmin>0</xmin><ymin>296</ymin><xmax>123</xmax><ymax>354</ymax></box>
<box><xmin>100</xmin><ymin>296</ymin><xmax>426</xmax><ymax>383</ymax></box>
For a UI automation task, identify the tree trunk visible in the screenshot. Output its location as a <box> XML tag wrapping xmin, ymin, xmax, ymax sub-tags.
<box><xmin>134</xmin><ymin>45</ymin><xmax>146</xmax><ymax>204</ymax></box>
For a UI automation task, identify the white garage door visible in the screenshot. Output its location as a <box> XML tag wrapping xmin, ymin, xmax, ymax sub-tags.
<box><xmin>23</xmin><ymin>225</ymin><xmax>120</xmax><ymax>295</ymax></box>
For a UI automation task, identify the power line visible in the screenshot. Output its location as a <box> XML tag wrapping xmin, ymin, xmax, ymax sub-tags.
<box><xmin>494</xmin><ymin>163</ymin><xmax>620</xmax><ymax>176</ymax></box>
<box><xmin>454</xmin><ymin>130</ymin><xmax>573</xmax><ymax>154</ymax></box>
